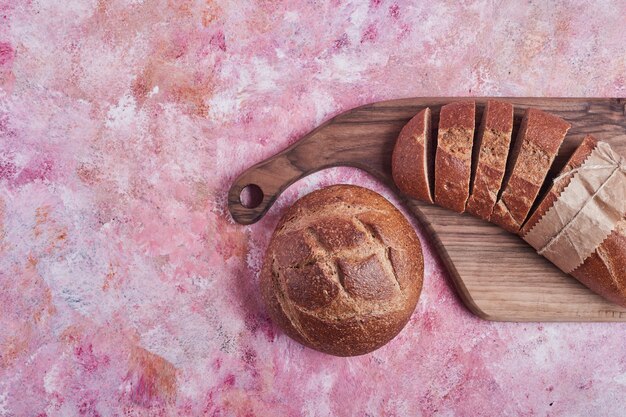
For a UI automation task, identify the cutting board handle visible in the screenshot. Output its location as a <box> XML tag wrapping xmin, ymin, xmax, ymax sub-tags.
<box><xmin>228</xmin><ymin>119</ymin><xmax>339</xmax><ymax>225</ymax></box>
<box><xmin>227</xmin><ymin>149</ymin><xmax>306</xmax><ymax>225</ymax></box>
<box><xmin>227</xmin><ymin>107</ymin><xmax>406</xmax><ymax>224</ymax></box>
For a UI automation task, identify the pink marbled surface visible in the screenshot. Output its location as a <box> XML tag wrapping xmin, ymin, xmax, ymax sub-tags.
<box><xmin>1</xmin><ymin>0</ymin><xmax>626</xmax><ymax>415</ymax></box>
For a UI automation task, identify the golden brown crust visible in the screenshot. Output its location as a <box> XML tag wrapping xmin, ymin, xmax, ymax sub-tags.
<box><xmin>519</xmin><ymin>135</ymin><xmax>626</xmax><ymax>307</ymax></box>
<box><xmin>392</xmin><ymin>108</ymin><xmax>433</xmax><ymax>203</ymax></box>
<box><xmin>490</xmin><ymin>108</ymin><xmax>571</xmax><ymax>233</ymax></box>
<box><xmin>434</xmin><ymin>101</ymin><xmax>475</xmax><ymax>213</ymax></box>
<box><xmin>260</xmin><ymin>185</ymin><xmax>424</xmax><ymax>356</ymax></box>
<box><xmin>466</xmin><ymin>100</ymin><xmax>514</xmax><ymax>220</ymax></box>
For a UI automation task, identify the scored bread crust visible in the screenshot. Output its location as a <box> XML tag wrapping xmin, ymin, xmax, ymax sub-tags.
<box><xmin>392</xmin><ymin>108</ymin><xmax>434</xmax><ymax>203</ymax></box>
<box><xmin>489</xmin><ymin>108</ymin><xmax>571</xmax><ymax>233</ymax></box>
<box><xmin>521</xmin><ymin>135</ymin><xmax>626</xmax><ymax>307</ymax></box>
<box><xmin>466</xmin><ymin>100</ymin><xmax>514</xmax><ymax>220</ymax></box>
<box><xmin>260</xmin><ymin>185</ymin><xmax>424</xmax><ymax>356</ymax></box>
<box><xmin>434</xmin><ymin>101</ymin><xmax>476</xmax><ymax>213</ymax></box>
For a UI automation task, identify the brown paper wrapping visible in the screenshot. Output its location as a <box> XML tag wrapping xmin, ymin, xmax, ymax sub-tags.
<box><xmin>523</xmin><ymin>141</ymin><xmax>626</xmax><ymax>273</ymax></box>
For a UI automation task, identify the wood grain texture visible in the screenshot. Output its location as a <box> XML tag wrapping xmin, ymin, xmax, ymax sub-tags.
<box><xmin>228</xmin><ymin>97</ymin><xmax>626</xmax><ymax>321</ymax></box>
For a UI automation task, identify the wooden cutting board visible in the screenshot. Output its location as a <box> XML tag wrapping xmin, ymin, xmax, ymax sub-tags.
<box><xmin>228</xmin><ymin>98</ymin><xmax>626</xmax><ymax>322</ymax></box>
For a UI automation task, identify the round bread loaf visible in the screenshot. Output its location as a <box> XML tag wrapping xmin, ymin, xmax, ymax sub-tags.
<box><xmin>260</xmin><ymin>184</ymin><xmax>424</xmax><ymax>356</ymax></box>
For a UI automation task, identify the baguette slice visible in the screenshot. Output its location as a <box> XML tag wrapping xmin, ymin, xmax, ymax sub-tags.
<box><xmin>521</xmin><ymin>136</ymin><xmax>626</xmax><ymax>307</ymax></box>
<box><xmin>392</xmin><ymin>108</ymin><xmax>434</xmax><ymax>203</ymax></box>
<box><xmin>434</xmin><ymin>101</ymin><xmax>475</xmax><ymax>213</ymax></box>
<box><xmin>466</xmin><ymin>100</ymin><xmax>514</xmax><ymax>220</ymax></box>
<box><xmin>520</xmin><ymin>135</ymin><xmax>599</xmax><ymax>236</ymax></box>
<box><xmin>489</xmin><ymin>108</ymin><xmax>570</xmax><ymax>233</ymax></box>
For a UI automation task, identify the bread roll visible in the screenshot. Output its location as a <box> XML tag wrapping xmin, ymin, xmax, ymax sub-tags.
<box><xmin>392</xmin><ymin>108</ymin><xmax>434</xmax><ymax>203</ymax></box>
<box><xmin>522</xmin><ymin>135</ymin><xmax>626</xmax><ymax>307</ymax></box>
<box><xmin>260</xmin><ymin>185</ymin><xmax>423</xmax><ymax>356</ymax></box>
<box><xmin>490</xmin><ymin>108</ymin><xmax>570</xmax><ymax>232</ymax></box>
<box><xmin>434</xmin><ymin>101</ymin><xmax>476</xmax><ymax>213</ymax></box>
<box><xmin>466</xmin><ymin>100</ymin><xmax>514</xmax><ymax>220</ymax></box>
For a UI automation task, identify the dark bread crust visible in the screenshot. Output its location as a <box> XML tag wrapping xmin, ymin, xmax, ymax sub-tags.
<box><xmin>466</xmin><ymin>100</ymin><xmax>513</xmax><ymax>220</ymax></box>
<box><xmin>490</xmin><ymin>108</ymin><xmax>570</xmax><ymax>233</ymax></box>
<box><xmin>434</xmin><ymin>101</ymin><xmax>475</xmax><ymax>213</ymax></box>
<box><xmin>573</xmin><ymin>223</ymin><xmax>626</xmax><ymax>307</ymax></box>
<box><xmin>260</xmin><ymin>185</ymin><xmax>424</xmax><ymax>356</ymax></box>
<box><xmin>521</xmin><ymin>135</ymin><xmax>626</xmax><ymax>307</ymax></box>
<box><xmin>392</xmin><ymin>108</ymin><xmax>433</xmax><ymax>203</ymax></box>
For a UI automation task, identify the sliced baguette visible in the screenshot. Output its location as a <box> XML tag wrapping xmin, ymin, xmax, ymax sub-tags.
<box><xmin>489</xmin><ymin>108</ymin><xmax>570</xmax><ymax>233</ymax></box>
<box><xmin>521</xmin><ymin>135</ymin><xmax>599</xmax><ymax>236</ymax></box>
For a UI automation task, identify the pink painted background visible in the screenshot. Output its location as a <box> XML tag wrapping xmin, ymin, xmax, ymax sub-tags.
<box><xmin>2</xmin><ymin>1</ymin><xmax>626</xmax><ymax>416</ymax></box>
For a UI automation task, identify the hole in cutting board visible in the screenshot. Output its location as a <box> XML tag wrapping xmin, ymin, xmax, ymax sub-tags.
<box><xmin>240</xmin><ymin>184</ymin><xmax>264</xmax><ymax>208</ymax></box>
